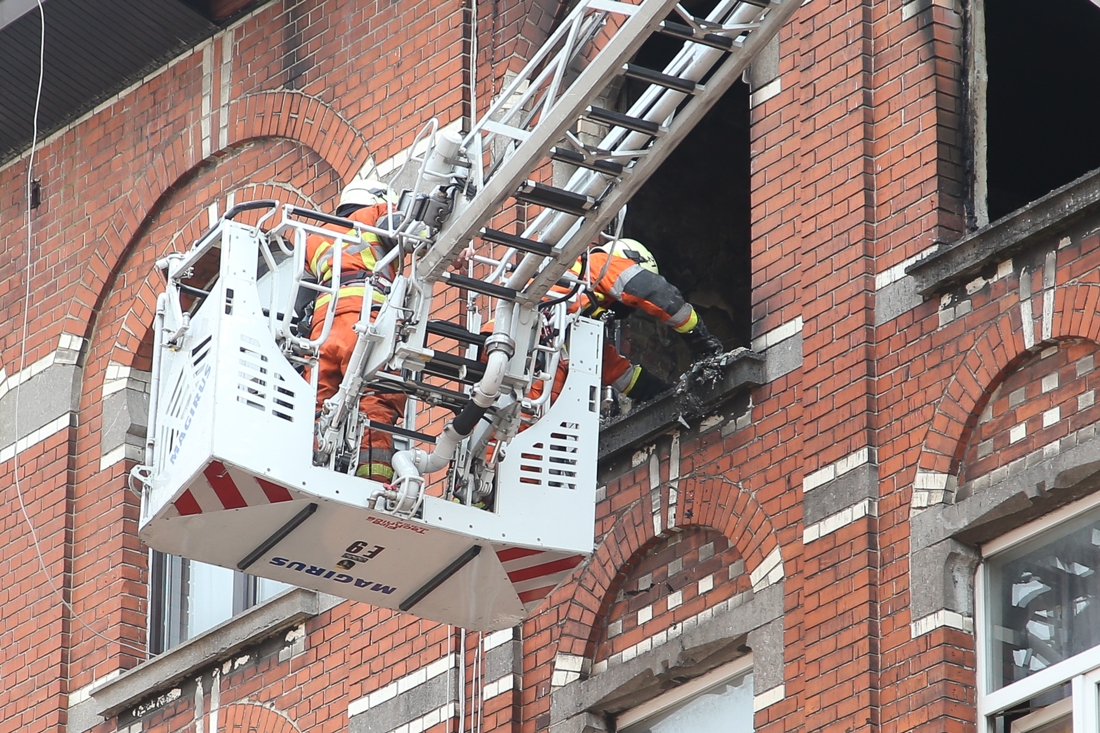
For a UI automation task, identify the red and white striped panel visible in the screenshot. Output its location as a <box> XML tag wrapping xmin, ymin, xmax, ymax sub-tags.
<box><xmin>497</xmin><ymin>547</ymin><xmax>585</xmax><ymax>609</ymax></box>
<box><xmin>170</xmin><ymin>460</ymin><xmax>296</xmax><ymax>517</ymax></box>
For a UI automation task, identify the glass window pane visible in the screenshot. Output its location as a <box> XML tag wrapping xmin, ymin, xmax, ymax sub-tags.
<box><xmin>620</xmin><ymin>672</ymin><xmax>753</xmax><ymax>733</ymax></box>
<box><xmin>256</xmin><ymin>576</ymin><xmax>291</xmax><ymax>603</ymax></box>
<box><xmin>987</xmin><ymin>506</ymin><xmax>1100</xmax><ymax>690</ymax></box>
<box><xmin>991</xmin><ymin>685</ymin><xmax>1070</xmax><ymax>733</ymax></box>
<box><xmin>151</xmin><ymin>553</ymin><xmax>291</xmax><ymax>654</ymax></box>
<box><xmin>186</xmin><ymin>560</ymin><xmax>237</xmax><ymax>639</ymax></box>
<box><xmin>1009</xmin><ymin>708</ymin><xmax>1071</xmax><ymax>733</ymax></box>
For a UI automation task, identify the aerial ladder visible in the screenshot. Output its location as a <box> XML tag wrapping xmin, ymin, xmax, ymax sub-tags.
<box><xmin>134</xmin><ymin>0</ymin><xmax>799</xmax><ymax>631</ymax></box>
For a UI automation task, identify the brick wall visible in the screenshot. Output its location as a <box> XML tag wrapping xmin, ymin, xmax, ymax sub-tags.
<box><xmin>4</xmin><ymin>0</ymin><xmax>1100</xmax><ymax>732</ymax></box>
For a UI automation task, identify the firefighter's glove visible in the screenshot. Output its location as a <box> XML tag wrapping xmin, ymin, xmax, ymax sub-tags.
<box><xmin>682</xmin><ymin>321</ymin><xmax>724</xmax><ymax>359</ymax></box>
<box><xmin>625</xmin><ymin>367</ymin><xmax>673</xmax><ymax>403</ymax></box>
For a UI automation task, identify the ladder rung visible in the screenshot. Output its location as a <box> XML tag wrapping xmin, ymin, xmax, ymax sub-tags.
<box><xmin>622</xmin><ymin>63</ymin><xmax>699</xmax><ymax>95</ymax></box>
<box><xmin>364</xmin><ymin>420</ymin><xmax>437</xmax><ymax>445</ymax></box>
<box><xmin>480</xmin><ymin>228</ymin><xmax>554</xmax><ymax>256</ymax></box>
<box><xmin>514</xmin><ymin>181</ymin><xmax>595</xmax><ymax>216</ymax></box>
<box><xmin>422</xmin><ymin>359</ymin><xmax>485</xmax><ymax>384</ymax></box>
<box><xmin>549</xmin><ymin>147</ymin><xmax>624</xmax><ymax>176</ymax></box>
<box><xmin>658</xmin><ymin>21</ymin><xmax>735</xmax><ymax>50</ymax></box>
<box><xmin>404</xmin><ymin>379</ymin><xmax>471</xmax><ymax>409</ymax></box>
<box><xmin>422</xmin><ymin>363</ymin><xmax>474</xmax><ymax>383</ymax></box>
<box><xmin>426</xmin><ymin>320</ymin><xmax>487</xmax><ymax>346</ymax></box>
<box><xmin>429</xmin><ymin>352</ymin><xmax>487</xmax><ymax>380</ymax></box>
<box><xmin>442</xmin><ymin>272</ymin><xmax>518</xmax><ymax>301</ymax></box>
<box><xmin>586</xmin><ymin>106</ymin><xmax>662</xmax><ymax>136</ymax></box>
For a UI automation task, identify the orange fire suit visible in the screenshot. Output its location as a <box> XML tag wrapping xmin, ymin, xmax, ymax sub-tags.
<box><xmin>305</xmin><ymin>204</ymin><xmax>406</xmax><ymax>481</ymax></box>
<box><xmin>560</xmin><ymin>250</ymin><xmax>701</xmax><ymax>395</ymax></box>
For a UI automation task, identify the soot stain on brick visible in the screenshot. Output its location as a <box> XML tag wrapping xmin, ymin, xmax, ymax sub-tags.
<box><xmin>282</xmin><ymin>2</ymin><xmax>312</xmax><ymax>90</ymax></box>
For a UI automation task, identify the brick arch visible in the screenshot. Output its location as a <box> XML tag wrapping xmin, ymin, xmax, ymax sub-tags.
<box><xmin>551</xmin><ymin>471</ymin><xmax>782</xmax><ymax>663</ymax></box>
<box><xmin>218</xmin><ymin>700</ymin><xmax>302</xmax><ymax>733</ymax></box>
<box><xmin>228</xmin><ymin>90</ymin><xmax>372</xmax><ymax>183</ymax></box>
<box><xmin>915</xmin><ymin>282</ymin><xmax>1100</xmax><ymax>489</ymax></box>
<box><xmin>64</xmin><ymin>137</ymin><xmax>338</xmax><ymax>671</ymax></box>
<box><xmin>80</xmin><ymin>164</ymin><xmax>324</xmax><ymax>423</ymax></box>
<box><xmin>71</xmin><ymin>90</ymin><xmax>370</xmax><ymax>343</ymax></box>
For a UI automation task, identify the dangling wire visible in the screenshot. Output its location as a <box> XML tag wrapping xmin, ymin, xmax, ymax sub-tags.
<box><xmin>12</xmin><ymin>0</ymin><xmax>146</xmax><ymax>659</ymax></box>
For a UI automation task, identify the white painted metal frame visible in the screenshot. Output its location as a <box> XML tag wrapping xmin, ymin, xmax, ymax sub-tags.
<box><xmin>137</xmin><ymin>215</ymin><xmax>602</xmax><ymax>630</ymax></box>
<box><xmin>999</xmin><ymin>666</ymin><xmax>1100</xmax><ymax>732</ymax></box>
<box><xmin>616</xmin><ymin>654</ymin><xmax>754</xmax><ymax>730</ymax></box>
<box><xmin>982</xmin><ymin>489</ymin><xmax>1100</xmax><ymax>557</ymax></box>
<box><xmin>1009</xmin><ymin>697</ymin><xmax>1071</xmax><ymax>733</ymax></box>
<box><xmin>1074</xmin><ymin>666</ymin><xmax>1100</xmax><ymax>732</ymax></box>
<box><xmin>976</xmin><ymin>492</ymin><xmax>1100</xmax><ymax>730</ymax></box>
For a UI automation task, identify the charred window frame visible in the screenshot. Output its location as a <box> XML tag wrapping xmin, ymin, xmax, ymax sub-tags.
<box><xmin>967</xmin><ymin>0</ymin><xmax>1100</xmax><ymax>229</ymax></box>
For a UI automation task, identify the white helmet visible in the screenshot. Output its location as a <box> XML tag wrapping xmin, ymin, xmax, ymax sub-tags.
<box><xmin>594</xmin><ymin>238</ymin><xmax>659</xmax><ymax>274</ymax></box>
<box><xmin>339</xmin><ymin>179</ymin><xmax>395</xmax><ymax>209</ymax></box>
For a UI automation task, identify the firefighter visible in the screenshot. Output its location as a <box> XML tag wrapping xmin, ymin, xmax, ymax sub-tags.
<box><xmin>456</xmin><ymin>237</ymin><xmax>723</xmax><ymax>404</ymax></box>
<box><xmin>567</xmin><ymin>238</ymin><xmax>723</xmax><ymax>402</ymax></box>
<box><xmin>306</xmin><ymin>179</ymin><xmax>407</xmax><ymax>481</ymax></box>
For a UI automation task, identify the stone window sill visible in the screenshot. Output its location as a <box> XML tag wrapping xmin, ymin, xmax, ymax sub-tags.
<box><xmin>909</xmin><ymin>166</ymin><xmax>1100</xmax><ymax>296</ymax></box>
<box><xmin>91</xmin><ymin>587</ymin><xmax>331</xmax><ymax>720</ymax></box>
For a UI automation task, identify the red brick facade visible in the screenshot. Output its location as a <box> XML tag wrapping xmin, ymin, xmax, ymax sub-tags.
<box><xmin>2</xmin><ymin>1</ymin><xmax>1097</xmax><ymax>732</ymax></box>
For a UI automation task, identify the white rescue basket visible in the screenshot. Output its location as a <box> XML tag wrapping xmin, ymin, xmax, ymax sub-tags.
<box><xmin>137</xmin><ymin>212</ymin><xmax>600</xmax><ymax>631</ymax></box>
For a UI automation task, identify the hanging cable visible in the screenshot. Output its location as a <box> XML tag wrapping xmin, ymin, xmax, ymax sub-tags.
<box><xmin>12</xmin><ymin>0</ymin><xmax>146</xmax><ymax>659</ymax></box>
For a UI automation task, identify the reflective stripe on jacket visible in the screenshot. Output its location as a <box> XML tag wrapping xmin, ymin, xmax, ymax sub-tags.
<box><xmin>561</xmin><ymin>250</ymin><xmax>698</xmax><ymax>333</ymax></box>
<box><xmin>305</xmin><ymin>202</ymin><xmax>396</xmax><ymax>320</ymax></box>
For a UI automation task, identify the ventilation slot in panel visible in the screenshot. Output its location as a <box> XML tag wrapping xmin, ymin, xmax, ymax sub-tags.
<box><xmin>191</xmin><ymin>335</ymin><xmax>213</xmax><ymax>368</ymax></box>
<box><xmin>547</xmin><ymin>422</ymin><xmax>580</xmax><ymax>490</ymax></box>
<box><xmin>237</xmin><ymin>334</ymin><xmax>296</xmax><ymax>422</ymax></box>
<box><xmin>157</xmin><ymin>369</ymin><xmax>191</xmax><ymax>469</ymax></box>
<box><xmin>237</xmin><ymin>340</ymin><xmax>268</xmax><ymax>412</ymax></box>
<box><xmin>271</xmin><ymin>375</ymin><xmax>296</xmax><ymax>422</ymax></box>
<box><xmin>516</xmin><ymin>421</ymin><xmax>581</xmax><ymax>490</ymax></box>
<box><xmin>156</xmin><ymin>346</ymin><xmax>214</xmax><ymax>469</ymax></box>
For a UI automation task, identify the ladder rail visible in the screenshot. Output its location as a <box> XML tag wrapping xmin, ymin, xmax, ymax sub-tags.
<box><xmin>463</xmin><ymin>1</ymin><xmax>609</xmax><ymax>185</ymax></box>
<box><xmin>494</xmin><ymin>0</ymin><xmax>768</xmax><ymax>298</ymax></box>
<box><xmin>417</xmin><ymin>0</ymin><xmax>685</xmax><ymax>281</ymax></box>
<box><xmin>520</xmin><ymin>0</ymin><xmax>798</xmax><ymax>300</ymax></box>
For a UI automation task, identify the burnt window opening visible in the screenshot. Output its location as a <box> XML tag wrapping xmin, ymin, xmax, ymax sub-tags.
<box><xmin>610</xmin><ymin>4</ymin><xmax>752</xmax><ymax>384</ymax></box>
<box><xmin>974</xmin><ymin>0</ymin><xmax>1100</xmax><ymax>226</ymax></box>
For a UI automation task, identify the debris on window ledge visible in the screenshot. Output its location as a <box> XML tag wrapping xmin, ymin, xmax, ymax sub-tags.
<box><xmin>598</xmin><ymin>348</ymin><xmax>765</xmax><ymax>459</ymax></box>
<box><xmin>91</xmin><ymin>588</ymin><xmax>327</xmax><ymax>720</ymax></box>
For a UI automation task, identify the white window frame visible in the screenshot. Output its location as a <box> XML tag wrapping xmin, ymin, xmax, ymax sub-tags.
<box><xmin>1074</xmin><ymin>666</ymin><xmax>1100</xmax><ymax>732</ymax></box>
<box><xmin>1009</xmin><ymin>696</ymin><xmax>1071</xmax><ymax>733</ymax></box>
<box><xmin>976</xmin><ymin>491</ymin><xmax>1100</xmax><ymax>731</ymax></box>
<box><xmin>148</xmin><ymin>549</ymin><xmax>290</xmax><ymax>654</ymax></box>
<box><xmin>616</xmin><ymin>653</ymin><xmax>753</xmax><ymax>731</ymax></box>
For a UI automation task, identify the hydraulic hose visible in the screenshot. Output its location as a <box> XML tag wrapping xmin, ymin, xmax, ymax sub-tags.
<box><xmin>392</xmin><ymin>326</ymin><xmax>514</xmax><ymax>479</ymax></box>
